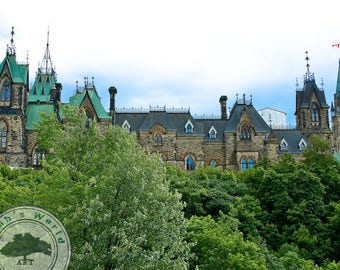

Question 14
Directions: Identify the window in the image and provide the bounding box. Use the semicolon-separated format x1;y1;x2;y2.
311;102;320;123
185;120;194;134
186;156;195;171
280;139;288;151
0;121;7;151
241;157;256;171
210;160;217;168
208;126;217;139
122;120;131;133
1;80;11;101
154;133;162;143
298;138;307;151
33;147;46;168
240;124;251;140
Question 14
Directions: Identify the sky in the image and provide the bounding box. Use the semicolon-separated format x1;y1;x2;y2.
1;0;340;126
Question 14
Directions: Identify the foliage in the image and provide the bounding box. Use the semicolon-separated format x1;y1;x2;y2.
1;104;192;269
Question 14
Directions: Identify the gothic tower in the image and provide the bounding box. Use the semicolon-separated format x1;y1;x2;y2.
331;59;340;153
295;52;331;139
0;27;29;167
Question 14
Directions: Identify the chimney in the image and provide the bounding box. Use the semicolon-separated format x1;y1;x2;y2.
219;95;228;119
109;86;117;112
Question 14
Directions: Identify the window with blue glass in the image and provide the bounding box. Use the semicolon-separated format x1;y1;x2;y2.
1;80;11;101
209;127;217;139
241;157;255;171
185;120;194;133
186;156;195;171
210;160;217;168
311;102;320;123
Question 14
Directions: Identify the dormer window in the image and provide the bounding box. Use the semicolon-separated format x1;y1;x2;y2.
298;138;307;151
280;138;288;151
240;124;251;140
122;120;131;133
208;126;217;139
185;120;194;134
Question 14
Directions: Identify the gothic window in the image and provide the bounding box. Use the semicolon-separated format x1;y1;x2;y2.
33;147;46;168
85;109;94;129
186;155;195;171
210;160;217;168
280;138;288;151
208;126;217;139
122;120;131;133
241;158;248;171
0;121;8;152
154;133;162;143
248;158;255;169
240;124;251;140
1;80;11;101
185;120;194;134
311;102;320;123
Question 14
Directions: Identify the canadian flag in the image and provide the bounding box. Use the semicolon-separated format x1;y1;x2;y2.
332;43;340;48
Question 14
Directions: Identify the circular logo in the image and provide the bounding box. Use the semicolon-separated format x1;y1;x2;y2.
0;206;71;270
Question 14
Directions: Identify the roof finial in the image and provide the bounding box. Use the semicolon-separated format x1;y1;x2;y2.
295;77;299;90
304;51;315;82
39;25;55;75
321;77;324;90
6;26;16;56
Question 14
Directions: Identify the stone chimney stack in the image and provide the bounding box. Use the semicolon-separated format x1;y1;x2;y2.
219;95;228;119
109;86;117;113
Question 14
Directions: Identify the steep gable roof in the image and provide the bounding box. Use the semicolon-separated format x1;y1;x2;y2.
0;55;28;84
225;101;271;133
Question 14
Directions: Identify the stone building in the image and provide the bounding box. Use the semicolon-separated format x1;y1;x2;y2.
0;29;338;170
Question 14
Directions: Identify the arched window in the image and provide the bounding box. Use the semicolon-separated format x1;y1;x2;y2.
1;80;11;101
33;147;46;168
241;158;248;171
209;127;217;139
0;121;8;151
186;156;195;171
240;124;251;140
248;158;255;169
210;160;217;168
85;109;94;129
311;102;320;123
154;133;162;143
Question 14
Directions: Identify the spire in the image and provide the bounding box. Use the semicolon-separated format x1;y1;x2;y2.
39;26;55;75
304;51;315;82
6;26;16;56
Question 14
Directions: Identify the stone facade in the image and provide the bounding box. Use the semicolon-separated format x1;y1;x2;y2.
1;30;340;170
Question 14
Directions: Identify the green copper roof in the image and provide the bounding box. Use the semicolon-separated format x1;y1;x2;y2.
28;73;57;102
0;55;28;84
69;88;110;119
25;103;55;130
336;60;340;98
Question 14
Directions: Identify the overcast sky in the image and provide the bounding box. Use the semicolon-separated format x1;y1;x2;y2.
1;0;340;125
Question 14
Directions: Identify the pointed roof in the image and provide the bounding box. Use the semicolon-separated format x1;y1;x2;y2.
335;59;340;99
69;78;110;119
296;52;329;111
225;98;271;133
29;28;57;102
0;27;28;84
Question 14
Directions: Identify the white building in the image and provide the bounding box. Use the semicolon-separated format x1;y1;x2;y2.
258;107;286;129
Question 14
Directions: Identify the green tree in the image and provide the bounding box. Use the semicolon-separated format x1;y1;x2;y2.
188;214;267;270
31;104;192;269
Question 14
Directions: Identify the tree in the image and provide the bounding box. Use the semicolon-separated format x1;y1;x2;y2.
0;233;51;265
31;104;192;269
